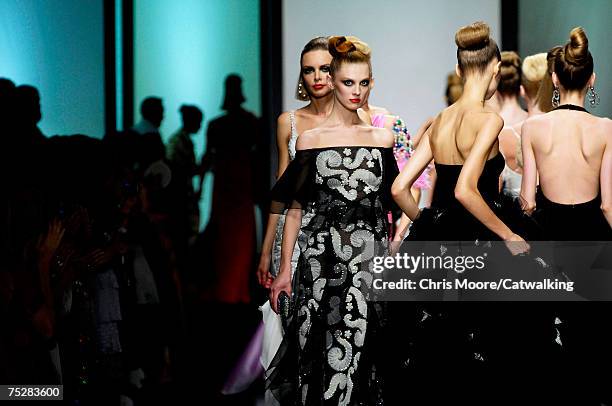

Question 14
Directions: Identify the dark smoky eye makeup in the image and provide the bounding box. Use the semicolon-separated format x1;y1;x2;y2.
320;65;330;72
342;80;354;86
302;67;314;74
360;80;370;86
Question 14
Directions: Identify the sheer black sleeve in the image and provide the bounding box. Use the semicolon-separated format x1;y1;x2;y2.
270;149;315;214
382;147;401;214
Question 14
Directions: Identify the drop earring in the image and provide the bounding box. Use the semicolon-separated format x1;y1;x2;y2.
588;85;600;107
297;80;308;101
552;87;560;108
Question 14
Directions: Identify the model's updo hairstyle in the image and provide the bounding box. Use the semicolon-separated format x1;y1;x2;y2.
521;53;547;100
455;21;501;74
498;51;521;96
554;27;594;90
295;36;330;101
328;36;372;77
536;46;562;112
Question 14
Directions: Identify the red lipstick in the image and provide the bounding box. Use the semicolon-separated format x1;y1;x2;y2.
349;98;361;103
313;84;325;90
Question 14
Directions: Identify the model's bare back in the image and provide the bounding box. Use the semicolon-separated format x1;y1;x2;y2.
429;104;500;164
498;127;522;172
527;111;610;204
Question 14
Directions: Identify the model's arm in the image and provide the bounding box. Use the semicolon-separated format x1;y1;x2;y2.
455;114;523;244
392;130;434;220
519;120;538;215
600;127;612;227
276;113;292;179
498;128;512;193
269;207;302;314
427;165;437;205
394;213;411;241
269;130;314;311
411;117;434;147
256;113;292;287
256;215;280;287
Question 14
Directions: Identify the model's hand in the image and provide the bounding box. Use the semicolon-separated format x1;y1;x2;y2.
519;196;536;216
504;233;530;256
269;268;291;314
393;227;407;242
257;252;273;288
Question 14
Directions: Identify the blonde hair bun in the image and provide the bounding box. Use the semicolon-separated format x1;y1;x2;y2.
522;53;547;83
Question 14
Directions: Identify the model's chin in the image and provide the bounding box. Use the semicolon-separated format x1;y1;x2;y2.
339;104;360;111
310;89;332;99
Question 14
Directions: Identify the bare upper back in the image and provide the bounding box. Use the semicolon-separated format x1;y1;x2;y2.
523;110;611;203
429;104;502;165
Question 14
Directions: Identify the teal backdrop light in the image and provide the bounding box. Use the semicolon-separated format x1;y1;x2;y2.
134;0;261;231
0;0;105;138
519;0;612;117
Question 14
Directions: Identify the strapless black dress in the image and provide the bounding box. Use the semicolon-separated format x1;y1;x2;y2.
406;153;505;241
385;154;561;404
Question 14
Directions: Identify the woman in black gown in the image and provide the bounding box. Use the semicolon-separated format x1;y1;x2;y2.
389;22;557;404
521;27;612;404
521;27;611;240
266;36;398;405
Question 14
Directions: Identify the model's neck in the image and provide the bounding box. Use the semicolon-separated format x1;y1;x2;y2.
526;100;544;117
328;98;362;126
307;93;334;115
559;88;586;108
498;97;524;115
460;76;489;106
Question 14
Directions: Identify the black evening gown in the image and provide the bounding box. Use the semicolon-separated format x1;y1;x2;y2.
266;146;398;405
386;153;560;404
528;105;612;403
532;189;611;241
532;189;612;404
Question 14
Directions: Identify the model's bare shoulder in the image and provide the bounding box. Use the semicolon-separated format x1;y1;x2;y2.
277;111;291;126
296;127;322;150
470;110;503;132
596;116;612;133
371;126;394;147
521;113;549;134
276;111;292;143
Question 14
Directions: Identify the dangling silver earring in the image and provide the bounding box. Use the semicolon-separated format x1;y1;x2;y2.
297;80;308;100
552;87;560;108
588;85;600;107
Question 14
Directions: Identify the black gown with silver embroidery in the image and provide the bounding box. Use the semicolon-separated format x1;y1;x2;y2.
266;146;398;405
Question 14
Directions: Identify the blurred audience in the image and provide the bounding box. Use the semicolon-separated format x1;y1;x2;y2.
0;84;187;405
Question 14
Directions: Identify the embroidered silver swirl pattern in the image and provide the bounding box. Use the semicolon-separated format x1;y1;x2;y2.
274;147;391;405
